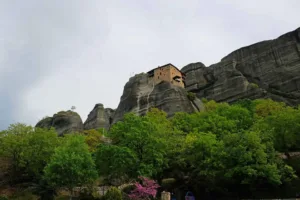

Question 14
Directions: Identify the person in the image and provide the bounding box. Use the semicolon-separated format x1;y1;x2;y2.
185;191;195;200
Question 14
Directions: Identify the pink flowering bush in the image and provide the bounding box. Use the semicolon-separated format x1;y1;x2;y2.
128;176;160;200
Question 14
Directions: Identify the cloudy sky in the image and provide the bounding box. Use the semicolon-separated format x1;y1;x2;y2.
0;0;299;130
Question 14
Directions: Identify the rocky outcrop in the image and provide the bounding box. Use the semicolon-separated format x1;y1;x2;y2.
182;27;300;106
35;110;83;136
83;103;115;130
112;73;201;124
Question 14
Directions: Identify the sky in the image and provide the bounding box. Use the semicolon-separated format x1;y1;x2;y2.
0;0;299;130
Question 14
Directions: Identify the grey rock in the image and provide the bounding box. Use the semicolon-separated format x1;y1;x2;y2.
83;103;115;130
112;73;200;124
182;27;300;105
35;110;83;136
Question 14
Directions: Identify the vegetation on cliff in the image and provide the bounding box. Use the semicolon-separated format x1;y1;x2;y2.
1;99;300;199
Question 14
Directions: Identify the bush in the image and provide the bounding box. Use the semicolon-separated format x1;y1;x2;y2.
122;184;135;194
10;191;39;200
103;187;122;200
201;97;208;103
0;196;8;200
249;83;259;89
187;92;196;101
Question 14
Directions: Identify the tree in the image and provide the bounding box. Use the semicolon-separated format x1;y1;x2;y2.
22;127;60;179
109;111;167;177
0;123;32;181
44;135;98;199
184;132;224;179
128;176;160;200
95;144;138;184
0;124;60;182
82;129;104;152
221;131;296;186
215;104;253;131
253;99;286;118
254;106;300;154
171;104;253;138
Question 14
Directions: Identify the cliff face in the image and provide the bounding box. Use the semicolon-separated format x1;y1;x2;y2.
83;103;114;130
35;27;300;130
35;110;83;136
112;73;201;124
183;27;300;105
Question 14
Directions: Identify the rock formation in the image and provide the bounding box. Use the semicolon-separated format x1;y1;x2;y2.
83;103;115;130
112;73;202;124
182;27;300;106
35;27;300;130
35;110;83;136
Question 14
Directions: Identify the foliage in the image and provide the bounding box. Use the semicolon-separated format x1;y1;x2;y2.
9;191;39;200
2;99;300;199
0;196;8;200
128;176;160;200
44;135;98;196
103;187;122;200
82;129;103;152
221;131;293;185
187;92;196;101
201;97;208;103
184;132;224;180
253;98;286;118
249;83;259;89
109;109;169;177
252;105;300;153
0;124;60;182
95;144;138;184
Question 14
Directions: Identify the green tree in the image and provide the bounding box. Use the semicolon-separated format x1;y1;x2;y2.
109;110;168;178
82;129;104;152
44;135;98;199
95;144;138;183
0;124;60;182
253;99;286;118
184;132;224;181
253;106;300;154
171;112;194;133
22;127;60;179
172;104;253;138
221;131;295;186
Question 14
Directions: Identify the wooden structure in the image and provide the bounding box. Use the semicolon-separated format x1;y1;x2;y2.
147;63;186;88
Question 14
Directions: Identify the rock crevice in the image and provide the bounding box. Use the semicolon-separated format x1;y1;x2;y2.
83;103;115;131
112;73;201;124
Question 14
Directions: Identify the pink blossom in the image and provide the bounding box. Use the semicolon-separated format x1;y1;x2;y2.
128;176;160;200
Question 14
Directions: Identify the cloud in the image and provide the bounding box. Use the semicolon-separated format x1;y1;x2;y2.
0;0;299;130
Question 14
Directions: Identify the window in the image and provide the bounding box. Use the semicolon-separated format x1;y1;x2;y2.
158;76;159;79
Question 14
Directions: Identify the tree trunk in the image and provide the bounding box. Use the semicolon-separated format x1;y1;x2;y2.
69;188;73;200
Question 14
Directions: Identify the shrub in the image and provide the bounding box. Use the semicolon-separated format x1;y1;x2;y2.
187;92;196;101
103;187;122;200
122;184;136;194
249;83;259;89
128;177;160;200
201;97;208;103
0;196;8;200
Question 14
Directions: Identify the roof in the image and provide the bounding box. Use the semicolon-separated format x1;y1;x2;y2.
147;63;186;76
